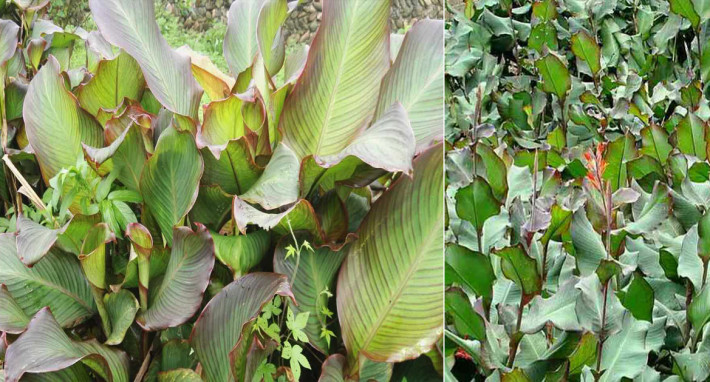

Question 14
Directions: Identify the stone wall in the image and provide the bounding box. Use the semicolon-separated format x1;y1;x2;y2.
175;0;444;44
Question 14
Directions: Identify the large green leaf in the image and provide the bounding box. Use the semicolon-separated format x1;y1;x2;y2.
23;56;103;183
445;244;495;300
3;308;130;382
232;198;326;242
191;273;294;382
210;229;270;278
200;138;263;195
0;284;30;334
535;54;571;100
445;288;485;341
89;0;203;118
640;123;672;165
624;182;670;235
274;237;347;353
670;0;701;28
603;133;637;191
224;0;268;76
104;289;139;345
521;277;582;333
676;113;707;160
338;145;443;371
0;234;95;328
15;213;69;266
256;0;288;76
455;177;501;232
240;143;300;210
493;245;542;301
375;19;444;152
599;314;656;381
197;95;249;148
0;20;19;66
689;284;710;340
75;51;145;116
279;0;391;158
570;31;601;75
137;225;215;330
299;103;416;198
140;126;203;246
618;273;654;322
570;209;607;275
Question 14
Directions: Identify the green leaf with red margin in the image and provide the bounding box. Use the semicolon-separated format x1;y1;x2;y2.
603;132;637;191
139;126;203;246
675;113;708;160
570;31;601;75
89;0;203;119
445;244;495;301
232;198;328;243
23;56;103;183
103;289;139;345
75;51;145;116
0;233;96;328
240;143;300;210
0;284;30;334
190;273;294;382
224;0;268;76
337;145;443;374
0;20;19;66
535;54;571;101
79;223;116;289
4;308;130;382
279;0;391;158
375;20;444;153
299;103;416;197
137;225;215;331
256;0;288;76
493;245;542;303
274;237;347;354
210;229;271;278
15;213;70;266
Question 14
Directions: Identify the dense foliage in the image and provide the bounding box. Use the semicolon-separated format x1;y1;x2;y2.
0;0;444;380
445;0;710;380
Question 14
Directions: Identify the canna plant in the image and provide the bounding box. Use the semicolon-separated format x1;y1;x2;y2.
0;0;445;381
445;0;710;380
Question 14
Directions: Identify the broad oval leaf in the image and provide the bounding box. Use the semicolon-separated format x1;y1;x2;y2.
0;233;96;328
256;0;288;76
23;56;103;183
375;19;444;153
224;0;268;76
137;225;215;331
140;126;203;246
75;51;145;116
0;19;19;66
15;213;69;266
89;0;203;118
337;145;444;371
190;273;294;382
535;54;571;101
279;0;391;158
570;31;601;75
4;308;130;382
104;289;139;345
0;284;30;334
211;229;270;278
